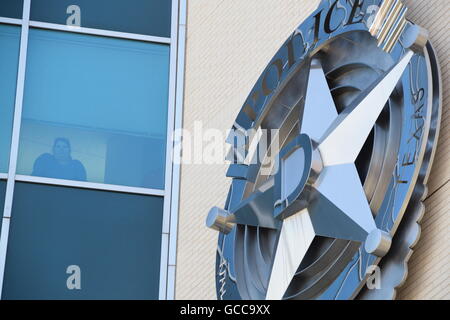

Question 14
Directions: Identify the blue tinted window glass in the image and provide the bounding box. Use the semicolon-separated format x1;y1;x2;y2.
0;1;23;19
3;182;163;299
0;25;20;173
30;0;172;37
17;29;170;189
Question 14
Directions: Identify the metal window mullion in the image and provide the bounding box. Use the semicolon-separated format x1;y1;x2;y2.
14;175;165;197
0;17;22;26
166;0;187;301
0;0;31;298
28;21;171;45
159;0;180;301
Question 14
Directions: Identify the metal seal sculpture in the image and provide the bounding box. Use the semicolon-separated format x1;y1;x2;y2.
206;0;442;300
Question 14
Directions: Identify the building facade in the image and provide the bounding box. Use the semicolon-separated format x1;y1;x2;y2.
176;0;449;300
0;0;447;300
0;0;185;299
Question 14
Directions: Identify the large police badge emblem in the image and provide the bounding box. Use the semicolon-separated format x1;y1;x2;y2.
206;0;442;299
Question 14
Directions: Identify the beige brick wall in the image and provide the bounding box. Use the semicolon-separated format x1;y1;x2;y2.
396;0;450;301
176;0;449;300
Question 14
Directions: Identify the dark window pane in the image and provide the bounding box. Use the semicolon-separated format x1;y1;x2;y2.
18;29;170;189
0;24;20;173
3;182;163;299
30;0;172;37
0;0;23;19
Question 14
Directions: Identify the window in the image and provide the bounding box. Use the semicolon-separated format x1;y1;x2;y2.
17;29;170;189
0;25;20;173
0;0;184;300
30;0;172;37
3;183;163;299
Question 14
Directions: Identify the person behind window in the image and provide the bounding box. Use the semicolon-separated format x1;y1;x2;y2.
32;137;87;181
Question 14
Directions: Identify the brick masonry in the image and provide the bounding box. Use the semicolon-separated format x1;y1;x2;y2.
176;0;449;300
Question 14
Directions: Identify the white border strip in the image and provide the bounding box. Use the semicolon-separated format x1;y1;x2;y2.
159;0;180;300
15;175;165;196
159;233;169;299
166;265;177;300
0;174;7;180
0;218;10;295
166;0;187;300
28;21;171;44
0;0;31;298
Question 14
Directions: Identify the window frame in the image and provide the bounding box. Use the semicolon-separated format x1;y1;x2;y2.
0;0;186;300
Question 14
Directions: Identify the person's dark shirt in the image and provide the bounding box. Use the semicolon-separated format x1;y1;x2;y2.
32;153;87;181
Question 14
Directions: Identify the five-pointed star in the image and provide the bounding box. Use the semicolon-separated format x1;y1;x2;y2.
265;51;414;299
206;50;414;300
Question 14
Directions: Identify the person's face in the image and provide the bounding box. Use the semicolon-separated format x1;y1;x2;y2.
53;140;71;161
